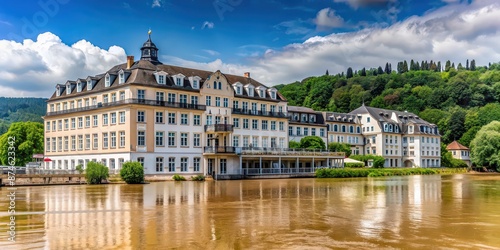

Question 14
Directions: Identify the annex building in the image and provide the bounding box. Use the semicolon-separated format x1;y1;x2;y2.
43;33;441;177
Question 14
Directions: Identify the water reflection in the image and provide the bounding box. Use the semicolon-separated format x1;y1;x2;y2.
0;174;500;249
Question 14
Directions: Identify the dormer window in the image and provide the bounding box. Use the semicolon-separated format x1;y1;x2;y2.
87;80;93;90
119;72;125;84
56;86;61;97
105;74;110;87
192;80;198;88
236;86;241;94
271;91;276;99
66;85;71;95
159;75;165;84
247;86;254;97
173;73;185;86
310;115;315;122
77;82;82;92
176;78;181;86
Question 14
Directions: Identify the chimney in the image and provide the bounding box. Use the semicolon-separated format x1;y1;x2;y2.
244;72;250;78
127;56;134;69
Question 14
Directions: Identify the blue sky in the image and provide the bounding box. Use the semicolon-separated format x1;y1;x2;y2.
0;0;498;97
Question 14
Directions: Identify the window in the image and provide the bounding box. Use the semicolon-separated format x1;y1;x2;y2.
64;136;69;151
304;128;309;136
247;87;254;97
334;124;338;132
57;137;62;151
111;113;116;124
311;128;316;136
137;111;145;122
206;96;212;106
271;121;276;131
181;114;188;125
242;102;248;111
233;100;239;109
138;89;145;100
233;136;239;147
120;91;125;101
207;115;213;125
180;133;188;146
236;86;241;94
105;75;110;87
262;120;268;130
58;120;62;131
138;131;145;146
296;127;301;136
85;134;91;150
252;119;258;130
193;134;200;147
103;95;108;103
176;78;182;86
71;136;76;150
93;115;98;127
233;118;240;128
279;122;284;131
243;119;249;129
223;98;229;107
110;132;116;148
78;117;83;128
156;131;164;146
92;97;97;105
156;157;164;172
193;80;198;88
119;131;125;147
193;115;201;126
252;136;258;147
111;93;116;102
168;113;176;124
158;75;165;84
102;114;108;125
243;136;249;147
251;103;257;114
179;94;187;104
93;134;98;149
78;135;83;150
191;96;198;105
261;104;266;113
46;121;50;131
137;157;144;167
168;93;176;103
320;128;325;137
102;133;108;149
156;111;164;123
193;158;200;172
367;117;371;123
289;126;293;136
168;157;175;172
220;159;227;174
119;112;125;123
168;132;176;146
181;158;188;172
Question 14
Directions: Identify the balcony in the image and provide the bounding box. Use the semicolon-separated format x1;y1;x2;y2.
45;99;206;116
232;108;287;118
204;146;236;154
204;124;234;133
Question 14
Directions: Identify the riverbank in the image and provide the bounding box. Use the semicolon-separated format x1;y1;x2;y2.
316;167;468;178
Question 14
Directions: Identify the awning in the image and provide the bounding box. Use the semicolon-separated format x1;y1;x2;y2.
44;158;52;162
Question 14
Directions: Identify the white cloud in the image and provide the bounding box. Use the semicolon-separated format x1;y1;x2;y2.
314;8;345;29
334;0;394;10
201;21;214;29
152;0;162;8
203;49;220;56
163;0;500;86
275;19;312;35
0;32;126;97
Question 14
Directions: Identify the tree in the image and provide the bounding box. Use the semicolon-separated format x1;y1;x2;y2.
346;67;353;78
85;162;109;184
325;69;329;76
76;164;84;174
466;59;469;70
360;67;366;76
300;136;326;150
470;59;476;71
289;141;300;149
120;161;145;184
0;122;44;166
470;121;500;170
445;60;451;72
328;142;351;157
384;63;391;74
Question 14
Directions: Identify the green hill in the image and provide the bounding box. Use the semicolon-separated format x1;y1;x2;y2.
0;97;47;134
276;61;500;147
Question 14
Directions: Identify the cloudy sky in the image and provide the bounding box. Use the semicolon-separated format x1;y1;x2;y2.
0;0;499;97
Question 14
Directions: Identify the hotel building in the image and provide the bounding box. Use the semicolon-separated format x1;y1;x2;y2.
43;34;344;177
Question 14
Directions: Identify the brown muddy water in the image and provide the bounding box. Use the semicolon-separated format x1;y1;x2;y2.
1;174;500;249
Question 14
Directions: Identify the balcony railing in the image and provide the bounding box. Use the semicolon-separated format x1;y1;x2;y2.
240;147;345;157
204;146;236;154
46;99;206;116
204;124;234;133
232;108;287;118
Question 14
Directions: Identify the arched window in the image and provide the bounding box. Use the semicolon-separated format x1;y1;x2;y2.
342;125;346;133
349;126;354;133
357;126;361;134
334;125;338;132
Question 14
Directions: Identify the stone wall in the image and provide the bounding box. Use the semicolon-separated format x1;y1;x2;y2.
0;174;86;186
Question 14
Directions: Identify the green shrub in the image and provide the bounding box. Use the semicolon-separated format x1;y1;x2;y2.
172;174;186;181
120;161;145;184
191;175;206;181
75;164;84;174
344;162;364;168
85;162;109;184
316;167;466;178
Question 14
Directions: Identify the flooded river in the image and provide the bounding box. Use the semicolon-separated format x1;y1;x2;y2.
1;174;500;249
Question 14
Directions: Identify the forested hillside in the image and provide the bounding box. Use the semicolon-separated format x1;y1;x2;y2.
0;97;47;134
276;60;500;148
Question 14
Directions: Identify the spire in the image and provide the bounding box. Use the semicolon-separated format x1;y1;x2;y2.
140;29;161;64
